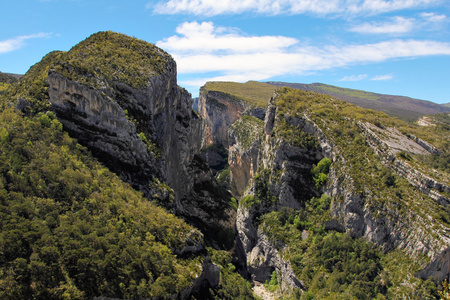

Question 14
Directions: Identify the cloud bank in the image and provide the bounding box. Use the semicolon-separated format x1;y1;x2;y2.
157;22;450;88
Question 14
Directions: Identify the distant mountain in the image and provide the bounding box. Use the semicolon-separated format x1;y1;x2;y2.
266;82;450;122
443;103;450;108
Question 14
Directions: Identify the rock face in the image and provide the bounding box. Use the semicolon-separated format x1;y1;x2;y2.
47;64;205;213
358;122;449;206
198;89;247;149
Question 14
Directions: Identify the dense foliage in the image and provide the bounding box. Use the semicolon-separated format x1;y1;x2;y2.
0;108;204;299
0;72;21;94
259;195;438;299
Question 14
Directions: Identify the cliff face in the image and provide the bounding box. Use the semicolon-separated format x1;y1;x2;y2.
47;58;203;209
198;89;247;149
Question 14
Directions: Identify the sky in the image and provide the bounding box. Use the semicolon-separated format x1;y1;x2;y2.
1;0;450;104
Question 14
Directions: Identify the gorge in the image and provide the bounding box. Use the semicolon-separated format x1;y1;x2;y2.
0;31;449;299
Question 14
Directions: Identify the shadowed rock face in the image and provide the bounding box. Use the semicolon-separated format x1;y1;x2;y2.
198;90;247;149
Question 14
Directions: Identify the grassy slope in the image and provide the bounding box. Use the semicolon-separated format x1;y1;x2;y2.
202;81;275;108
267;81;450;122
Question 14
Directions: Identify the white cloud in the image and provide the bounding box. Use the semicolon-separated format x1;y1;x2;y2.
349;16;415;34
371;74;394;80
339;74;368;81
420;12;447;22
159;22;450;90
0;33;51;54
151;0;440;16
157;21;298;54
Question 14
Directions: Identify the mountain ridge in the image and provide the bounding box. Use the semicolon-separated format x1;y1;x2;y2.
266;81;450;122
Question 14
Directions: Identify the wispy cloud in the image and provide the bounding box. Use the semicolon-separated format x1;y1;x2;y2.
339;74;368;81
420;12;447;22
158;22;450;89
0;33;52;54
371;74;394;80
151;0;440;16
349;16;415;34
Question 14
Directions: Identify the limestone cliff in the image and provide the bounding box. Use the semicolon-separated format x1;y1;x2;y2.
37;32;227;296
198;89;248;149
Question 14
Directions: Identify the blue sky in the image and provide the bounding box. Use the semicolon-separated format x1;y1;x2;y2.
1;0;450;104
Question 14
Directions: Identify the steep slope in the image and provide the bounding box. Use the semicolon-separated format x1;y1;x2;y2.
203;81;449;299
0;31;244;299
267;81;450;122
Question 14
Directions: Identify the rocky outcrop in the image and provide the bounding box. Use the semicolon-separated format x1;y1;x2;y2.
358;122;450;205
233;99;323;293
228;116;263;197
47;51;205;213
47;72;158;190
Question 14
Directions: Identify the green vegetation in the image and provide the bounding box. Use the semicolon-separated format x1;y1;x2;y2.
311;158;331;190
1;51;63;114
190;248;257;300
202;81;275;107
240;195;260;209
265;270;279;292
275;117;320;150
0;72;20;94
244;87;448;298
0;82;11;94
0;107;203;299
258;195;438;299
439;280;450;300
274;87;448;222
268;82;450;122
52;31;171;90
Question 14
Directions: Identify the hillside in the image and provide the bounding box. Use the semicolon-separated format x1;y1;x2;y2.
267;81;450;122
201;81;450;299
